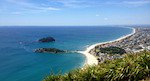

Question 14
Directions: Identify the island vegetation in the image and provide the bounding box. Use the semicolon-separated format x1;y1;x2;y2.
43;51;150;81
39;37;55;42
35;48;66;54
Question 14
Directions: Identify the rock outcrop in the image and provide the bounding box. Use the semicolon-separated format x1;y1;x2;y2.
39;37;55;42
35;48;66;54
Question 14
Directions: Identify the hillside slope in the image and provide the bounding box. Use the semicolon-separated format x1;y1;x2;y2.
44;51;150;81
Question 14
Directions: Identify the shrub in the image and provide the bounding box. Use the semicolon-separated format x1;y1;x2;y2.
43;51;150;81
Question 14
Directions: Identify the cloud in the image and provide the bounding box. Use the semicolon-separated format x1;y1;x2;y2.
1;0;150;14
122;0;150;7
49;0;150;8
44;7;60;10
11;12;22;15
105;0;150;7
5;0;60;13
96;14;100;17
104;18;108;20
49;0;88;8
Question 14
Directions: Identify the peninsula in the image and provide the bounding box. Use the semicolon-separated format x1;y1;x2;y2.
80;27;150;64
88;27;150;63
44;27;150;81
79;27;135;65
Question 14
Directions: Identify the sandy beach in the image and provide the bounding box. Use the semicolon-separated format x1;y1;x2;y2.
79;27;136;66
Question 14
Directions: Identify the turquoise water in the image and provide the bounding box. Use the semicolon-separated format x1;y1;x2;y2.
0;26;132;81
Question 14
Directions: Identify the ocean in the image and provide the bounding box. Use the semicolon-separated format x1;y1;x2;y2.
0;26;132;81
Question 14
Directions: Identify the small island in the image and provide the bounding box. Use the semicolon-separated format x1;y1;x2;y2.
35;48;66;54
39;37;55;42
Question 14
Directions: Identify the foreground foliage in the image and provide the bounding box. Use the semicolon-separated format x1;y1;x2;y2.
44;51;150;81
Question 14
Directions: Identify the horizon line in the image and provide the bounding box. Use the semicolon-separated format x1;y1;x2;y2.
0;24;150;27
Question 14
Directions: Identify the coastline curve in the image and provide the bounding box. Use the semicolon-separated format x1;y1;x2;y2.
78;27;136;66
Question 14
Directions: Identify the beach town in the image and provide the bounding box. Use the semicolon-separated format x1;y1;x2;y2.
82;27;150;65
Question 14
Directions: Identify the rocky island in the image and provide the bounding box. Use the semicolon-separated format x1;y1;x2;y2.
36;37;69;54
35;48;66;54
39;37;55;42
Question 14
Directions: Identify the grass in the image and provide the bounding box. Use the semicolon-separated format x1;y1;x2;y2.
43;51;150;81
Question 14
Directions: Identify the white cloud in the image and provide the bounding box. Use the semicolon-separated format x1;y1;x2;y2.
96;14;100;17
2;0;150;14
11;12;22;15
44;7;60;11
104;18;108;20
6;0;60;12
49;0;90;8
122;0;150;7
49;0;150;8
105;0;150;7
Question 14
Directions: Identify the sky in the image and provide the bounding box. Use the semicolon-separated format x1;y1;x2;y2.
0;0;150;26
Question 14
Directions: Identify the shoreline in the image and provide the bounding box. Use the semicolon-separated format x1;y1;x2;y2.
78;27;136;66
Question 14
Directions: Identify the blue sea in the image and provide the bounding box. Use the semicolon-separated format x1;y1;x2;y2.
0;26;132;81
